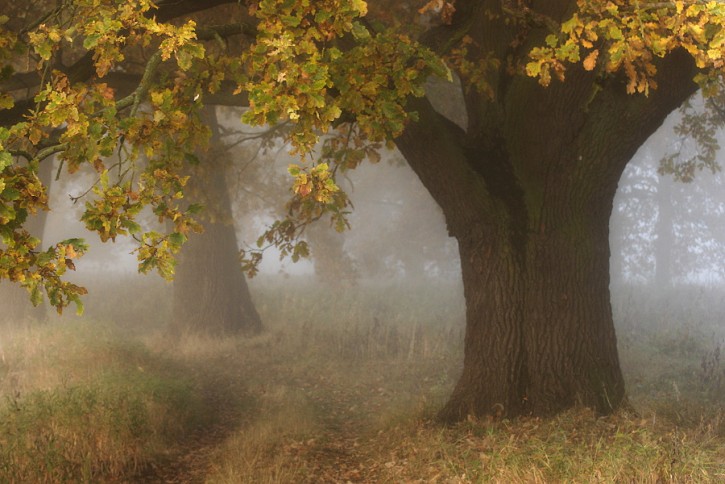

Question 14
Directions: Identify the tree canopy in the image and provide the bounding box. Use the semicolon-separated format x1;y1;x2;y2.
1;0;724;315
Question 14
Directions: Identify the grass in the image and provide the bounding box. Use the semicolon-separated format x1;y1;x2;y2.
365;407;723;482
0;276;724;482
0;320;205;482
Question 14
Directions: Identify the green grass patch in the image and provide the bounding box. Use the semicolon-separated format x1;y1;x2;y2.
0;320;204;482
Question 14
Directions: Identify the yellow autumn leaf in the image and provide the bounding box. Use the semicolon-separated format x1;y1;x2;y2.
65;245;78;259
583;50;599;71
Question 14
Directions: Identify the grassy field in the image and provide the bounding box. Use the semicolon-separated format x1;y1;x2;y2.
0;276;723;482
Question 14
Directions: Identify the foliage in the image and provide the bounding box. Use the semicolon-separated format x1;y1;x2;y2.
526;0;725;95
3;0;725;311
661;91;725;181
0;0;445;309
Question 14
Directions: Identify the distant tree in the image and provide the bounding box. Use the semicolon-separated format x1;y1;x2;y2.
305;221;358;285
5;0;725;421
342;159;459;280
653;173;675;288
612;129;725;287
171;108;261;336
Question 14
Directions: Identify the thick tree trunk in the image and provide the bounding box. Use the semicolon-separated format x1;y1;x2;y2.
396;35;696;418
442;206;623;418
171;109;262;336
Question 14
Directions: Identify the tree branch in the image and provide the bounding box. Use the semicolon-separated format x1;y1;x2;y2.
395;96;492;236
0;1;253;128
130;51;162;117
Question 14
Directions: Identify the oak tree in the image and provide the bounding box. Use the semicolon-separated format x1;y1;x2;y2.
171;107;262;335
2;0;725;420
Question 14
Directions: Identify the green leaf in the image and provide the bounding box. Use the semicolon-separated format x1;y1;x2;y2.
0;224;11;242
0;94;14;110
100;170;110;189
0;150;12;171
36;250;54;266
351;22;370;41
88;121;103;137
184;152;201;165
187;203;203;214
61;238;89;252
71;295;84;316
30;284;43;307
122;220;142;234
1;187;20;201
281;15;301;27
168;232;187;249
83;33;101;50
608;25;624;41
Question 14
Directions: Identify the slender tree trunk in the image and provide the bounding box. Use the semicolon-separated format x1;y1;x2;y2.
395;43;696;419
305;222;357;285
654;179;674;288
171;108;262;336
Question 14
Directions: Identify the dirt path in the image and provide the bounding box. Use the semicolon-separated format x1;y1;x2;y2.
122;338;439;484
295;378;385;483
131;366;393;483
128;362;254;483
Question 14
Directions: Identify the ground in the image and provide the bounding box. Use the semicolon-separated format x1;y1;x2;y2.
0;278;724;482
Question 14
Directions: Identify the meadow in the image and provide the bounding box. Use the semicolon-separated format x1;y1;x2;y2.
0;275;723;482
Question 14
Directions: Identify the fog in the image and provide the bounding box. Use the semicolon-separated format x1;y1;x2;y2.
4;89;723;345
25;94;725;334
2;92;725;481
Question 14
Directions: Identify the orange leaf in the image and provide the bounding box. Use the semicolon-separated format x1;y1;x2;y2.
583;50;599;71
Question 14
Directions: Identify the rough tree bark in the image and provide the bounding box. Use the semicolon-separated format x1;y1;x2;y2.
171;108;262;336
394;1;698;420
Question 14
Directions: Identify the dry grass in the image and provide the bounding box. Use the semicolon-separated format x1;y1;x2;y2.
1;276;724;482
0;320;204;482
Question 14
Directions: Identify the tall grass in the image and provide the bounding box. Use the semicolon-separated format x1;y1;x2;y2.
201;278;725;482
0;320;203;482
0;275;724;482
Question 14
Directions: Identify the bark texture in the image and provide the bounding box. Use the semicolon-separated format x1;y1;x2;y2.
171;109;261;336
395;0;699;420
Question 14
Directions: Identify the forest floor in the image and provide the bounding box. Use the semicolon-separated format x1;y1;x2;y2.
133;321;460;483
134;315;725;483
1;280;725;482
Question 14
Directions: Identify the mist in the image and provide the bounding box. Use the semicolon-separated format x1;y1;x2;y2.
2;99;725;480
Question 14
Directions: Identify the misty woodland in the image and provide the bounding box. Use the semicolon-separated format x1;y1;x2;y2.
1;0;724;481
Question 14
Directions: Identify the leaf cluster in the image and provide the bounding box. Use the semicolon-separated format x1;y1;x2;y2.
5;0;725;311
1;0;210;310
0;1;448;309
526;0;725;95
